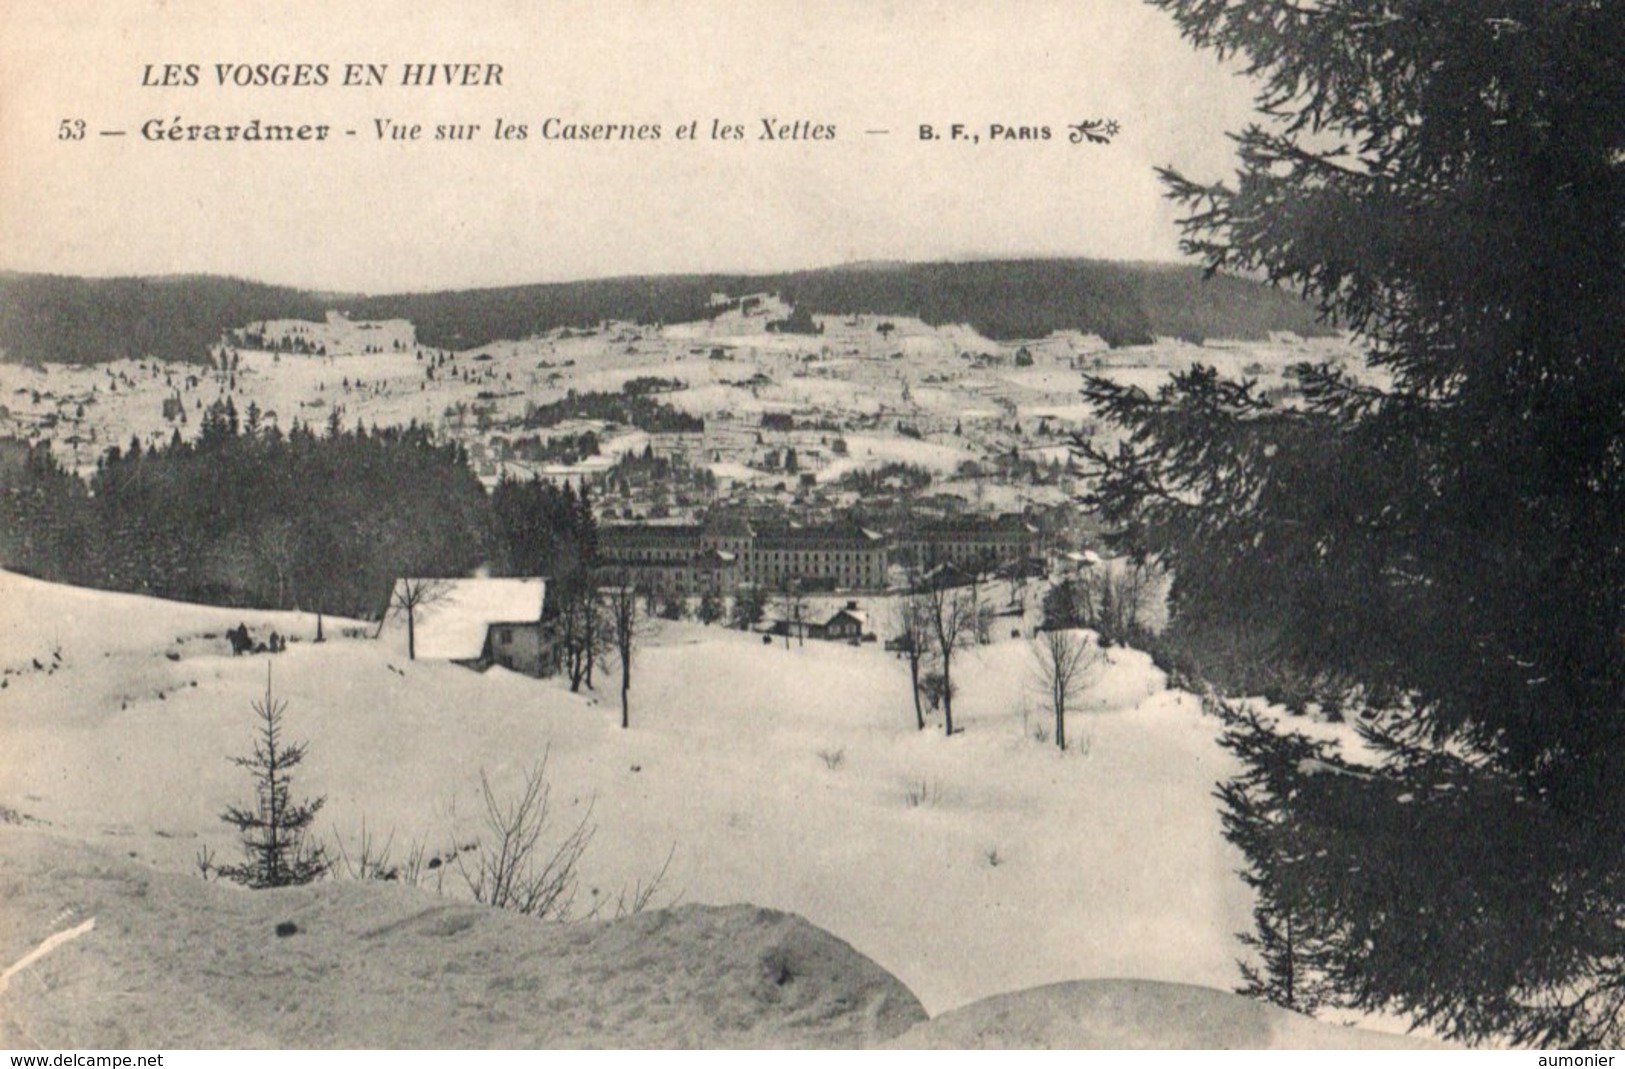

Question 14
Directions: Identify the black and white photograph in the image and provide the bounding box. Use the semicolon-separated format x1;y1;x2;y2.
0;0;1619;1053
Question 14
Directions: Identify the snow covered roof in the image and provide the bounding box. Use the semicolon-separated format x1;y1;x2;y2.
387;578;545;661
826;608;868;630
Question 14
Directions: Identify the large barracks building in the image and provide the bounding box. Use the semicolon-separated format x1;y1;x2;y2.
596;513;1037;595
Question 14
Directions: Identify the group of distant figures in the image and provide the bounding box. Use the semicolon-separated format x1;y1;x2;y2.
227;623;286;656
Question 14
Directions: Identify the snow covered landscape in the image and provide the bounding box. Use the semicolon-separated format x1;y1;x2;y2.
0;272;1448;1048
0;567;1238;1012
0;563;1432;1047
6;0;1615;1047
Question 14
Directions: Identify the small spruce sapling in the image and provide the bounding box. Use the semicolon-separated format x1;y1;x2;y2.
217;666;329;888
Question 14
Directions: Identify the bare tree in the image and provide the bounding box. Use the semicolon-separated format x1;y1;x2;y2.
255;519;299;609
1030;628;1102;751
1007;566;1029;613
555;578;609;692
387;577;451;660
923;578;976;736
969;567;994;645
1043;560;1158;645
582;582;609;689
891;586;935;731
600;843;678;921
457;757;595;920
777;577;808;648
1097;561;1154;642
604;574;647;729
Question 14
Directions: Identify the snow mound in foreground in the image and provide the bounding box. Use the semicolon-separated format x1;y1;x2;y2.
886;978;1444;1049
0;831;926;1049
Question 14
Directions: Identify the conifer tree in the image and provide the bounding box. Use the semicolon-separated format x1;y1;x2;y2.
217;668;328;888
1089;0;1624;1046
729;585;767;630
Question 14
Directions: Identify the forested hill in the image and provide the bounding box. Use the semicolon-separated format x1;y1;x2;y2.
0;274;331;367
768;261;1334;346
0;260;1334;365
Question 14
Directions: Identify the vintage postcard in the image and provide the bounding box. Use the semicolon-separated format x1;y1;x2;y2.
6;0;1601;1054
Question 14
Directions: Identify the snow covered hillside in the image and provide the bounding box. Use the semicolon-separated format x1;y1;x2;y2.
0;830;926;1048
0;569;1246;1016
0;565;1449;1039
0;567;1440;1048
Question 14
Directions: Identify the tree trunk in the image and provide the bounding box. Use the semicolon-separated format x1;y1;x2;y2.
909;656;925;730
406;608;416;660
942;661;954;736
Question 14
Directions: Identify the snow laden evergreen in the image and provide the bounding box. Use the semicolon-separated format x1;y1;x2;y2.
1086;0;1624;1048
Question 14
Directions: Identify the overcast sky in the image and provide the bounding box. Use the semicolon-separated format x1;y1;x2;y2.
0;0;1265;293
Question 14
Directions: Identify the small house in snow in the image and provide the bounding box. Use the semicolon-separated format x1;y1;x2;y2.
383;577;557;677
817;602;870;642
794;601;873;643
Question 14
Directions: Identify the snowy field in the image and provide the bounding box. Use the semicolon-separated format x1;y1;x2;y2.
0;568;1251;1015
